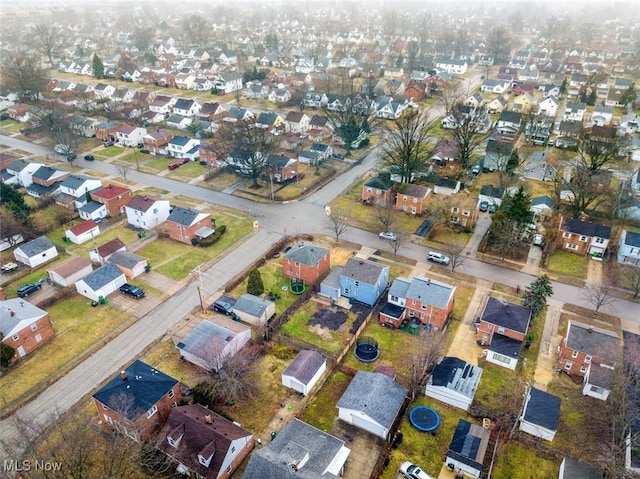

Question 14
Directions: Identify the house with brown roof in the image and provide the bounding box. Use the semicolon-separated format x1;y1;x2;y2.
449;195;480;228
395;184;432;215
90;184;133;217
282;350;327;396
155;404;254;479
282;243;331;285
1;298;55;361
284;111;311;133
125;195;171;230
89;238;127;264
47;255;93;287
404;81;427;102
199;142;229;168
142;129;173;155
93;360;182;441
196;102;227;121
166;206;213;245
115;124;147;147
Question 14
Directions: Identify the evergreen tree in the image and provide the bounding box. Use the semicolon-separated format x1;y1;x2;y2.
620;83;637;106
522;274;554;316
559;77;568;95
502;185;531;224
0;333;15;369
92;54;104;79
247;268;264;296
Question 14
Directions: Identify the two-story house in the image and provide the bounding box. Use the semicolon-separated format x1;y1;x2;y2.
95;121;119;142
125;195;171;230
5;160;44;187
339;258;389;306
495;111;523;138
142;129;173;155
558;217;611;259
395;184;432;215
167;136;201;159
476;297;532;370
1;298;55;361
26;166;68;198
449;195;480;228
165;206;213;245
196;102;227;121
173;98;201;117
265;154;297;183
379;276;456;329
57;175;103;209
282;243;331;285
90;184;133;217
563;102;587;122
115;124;147;147
284;111;311;133
617;230;640;267
149;95;177;115
93;360;182;441
361;173;398;206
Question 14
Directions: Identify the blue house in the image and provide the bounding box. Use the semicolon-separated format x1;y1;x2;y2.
339;258;389;306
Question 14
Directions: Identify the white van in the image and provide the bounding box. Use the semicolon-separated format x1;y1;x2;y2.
428;251;450;265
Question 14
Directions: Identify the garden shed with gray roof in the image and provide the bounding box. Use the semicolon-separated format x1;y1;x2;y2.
232;293;275;325
282;350;326;396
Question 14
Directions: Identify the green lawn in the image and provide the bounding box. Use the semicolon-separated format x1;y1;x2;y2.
167;160;205;179
97;146;125;158
491;442;559;479
546;250;588;280
299;370;352;432
1;254;69;295
144;156;174;171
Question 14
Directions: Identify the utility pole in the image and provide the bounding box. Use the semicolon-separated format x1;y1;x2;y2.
191;263;207;313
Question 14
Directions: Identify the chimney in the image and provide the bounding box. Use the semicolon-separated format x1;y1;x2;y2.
204;415;213;424
144;195;149;201
120;370;128;380
588;327;594;333
9;310;15;317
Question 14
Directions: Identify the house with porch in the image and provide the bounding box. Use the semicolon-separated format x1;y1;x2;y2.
558;217;611;259
167;136;201;159
166;207;214;245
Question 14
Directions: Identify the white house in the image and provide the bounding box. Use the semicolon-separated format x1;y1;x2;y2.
176;318;251;371
78;201;108;221
435;59;468;75
115;124;147;147
75;262;126;301
47;256;93;287
213;74;243;94
480;79;510;94
425;357;482;411
5;160;44;187
65;219;100;245
172;98;201;117
537;96;559;118
233;294;275;325
58;175;103;209
563;102;587;122
282;350;327;396
519;387;561;441
167;136;201;158
618;230;640;267
125;195;171;230
14;236;58;268
94;83;115;100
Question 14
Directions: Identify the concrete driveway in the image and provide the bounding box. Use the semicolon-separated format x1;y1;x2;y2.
463;213;492;258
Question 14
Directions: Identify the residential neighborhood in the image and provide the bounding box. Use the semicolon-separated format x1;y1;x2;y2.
1;2;640;479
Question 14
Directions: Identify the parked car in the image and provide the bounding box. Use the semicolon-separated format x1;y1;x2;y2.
399;461;434;479
479;200;489;212
103;140;114;147
168;162;181;170
179;157;190;165
471;164;481;175
533;234;544;246
331;152;345;160
54;144;73;155
119;283;145;299
84;154;95;161
66;153;77;162
1;262;18;273
212;300;234;315
379;231;397;241
17;282;42;298
488;203;498;214
427;251;451;265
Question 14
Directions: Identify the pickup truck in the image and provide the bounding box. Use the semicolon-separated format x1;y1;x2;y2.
1;262;18;273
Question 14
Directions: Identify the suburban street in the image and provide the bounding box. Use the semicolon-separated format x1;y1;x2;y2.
2;83;640;458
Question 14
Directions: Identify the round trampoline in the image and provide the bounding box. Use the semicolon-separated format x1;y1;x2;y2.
354;336;380;362
409;406;440;432
290;279;306;295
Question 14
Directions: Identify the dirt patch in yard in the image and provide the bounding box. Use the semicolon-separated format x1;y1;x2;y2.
308;324;334;340
309;307;349;330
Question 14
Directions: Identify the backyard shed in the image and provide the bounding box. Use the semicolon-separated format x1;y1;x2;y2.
232;294;275;325
281;350;326;396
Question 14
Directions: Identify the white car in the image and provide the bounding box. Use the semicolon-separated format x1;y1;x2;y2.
379;231;397;241
428;251;451;265
399;461;434;479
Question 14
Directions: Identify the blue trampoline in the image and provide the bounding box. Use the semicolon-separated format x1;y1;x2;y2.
409;406;440;432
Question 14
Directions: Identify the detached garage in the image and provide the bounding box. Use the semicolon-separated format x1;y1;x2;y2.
282;350;326;396
233;294;275;325
47;256;93;287
75;263;126;301
65;219;100;245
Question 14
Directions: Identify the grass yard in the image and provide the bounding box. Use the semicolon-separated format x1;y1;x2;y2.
200;169;242;191
144;156;174;172
473;361;522;413
135;186;170;197
546;250;588;281
0;298;131;409
46;219;140;256
143;339;203;387
491;442;560;479
299;370;352;432
167;160;205;179
97;146;125;158
382;398;474;479
1;254;69;296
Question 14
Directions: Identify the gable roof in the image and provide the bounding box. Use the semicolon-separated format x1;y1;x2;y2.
79;262;124;289
364;175;396;191
93;360;179;421
0;298;47;338
336;371;406;430
341;258;388;286
481;297;532;334
522;387;561;431
242;418;349;479
126;195;164;212
498;110;522;124
109;251;146;269
561;217;611;239
429;357;482;399
156;404;252;479
16;236;56;257
622;230;640;248
177;319;249;362
283;244;329;266
234;294;274;318
565;321;619;362
282;350;326;384
68;219;98;236
92;184;132;200
405;276;455;309
96;238;126;258
167;206;208;227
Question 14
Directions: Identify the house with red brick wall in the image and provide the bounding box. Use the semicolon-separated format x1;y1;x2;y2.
404;81;427;102
558;320;619;376
95;121;119;141
379;276;455;329
142;129;173;155
1;298;55;361
558;217;611;259
199;142;229;168
282;243;330;285
93;360;182;441
265;155;297;183
361;173;398;206
449;195;480;228
90;184;133;217
166;206;213;245
155;404;254;479
395;184;432;215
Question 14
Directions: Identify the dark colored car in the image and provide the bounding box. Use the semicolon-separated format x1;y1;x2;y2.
66;153;77;161
488;203;498;213
168;162;181;170
479;200;489;212
17;282;41;298
84;154;95;161
179;157;190;165
119;283;145;299
212;300;234;315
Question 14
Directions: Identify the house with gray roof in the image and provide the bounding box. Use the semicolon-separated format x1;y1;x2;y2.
75;262;126;301
166;206;213;245
282;243;330;285
176;318;251;371
520;150;557;182
242;418;350;479
530;195;556;220
1;298;55;360
13;236;58;268
109;251;148;278
446;419;491;478
380;276;456;329
282;350;326;396
5;160;44;187
617;229;640;267
558;217;611;259
232;294;275;325
319;266;343;300
519;387;561;441
425;357;482;411
336;371;407;439
57;175;103;209
339;258;389;306
558;457;603;479
483;140;515;172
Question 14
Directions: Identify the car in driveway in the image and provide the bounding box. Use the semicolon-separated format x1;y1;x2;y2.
427;251;451;265
84;154;95;161
479;200;489;212
488;203;498;213
119;283;145;299
17;282;41;298
399;461;434;479
379;231;397;241
103;140;114;147
471;164;481;175
168;162;181;170
212;300;234;315
1;262;18;273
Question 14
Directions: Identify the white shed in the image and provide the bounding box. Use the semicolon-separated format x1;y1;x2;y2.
14;236;58;268
282;350;326;396
233;294;275;325
425;357;482;411
75;263;126;301
65;219;100;245
519;387;561;441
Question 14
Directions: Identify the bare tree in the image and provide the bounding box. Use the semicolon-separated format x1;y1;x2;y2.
486;25;513;62
326;207;351;242
445;104;490;168
182;15;211;48
117;165;130;182
29;23;66;66
621;265;640;299
584;284;614;313
404;329;447;400
443;233;466;273
376;201;396;233
1;53;47;101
